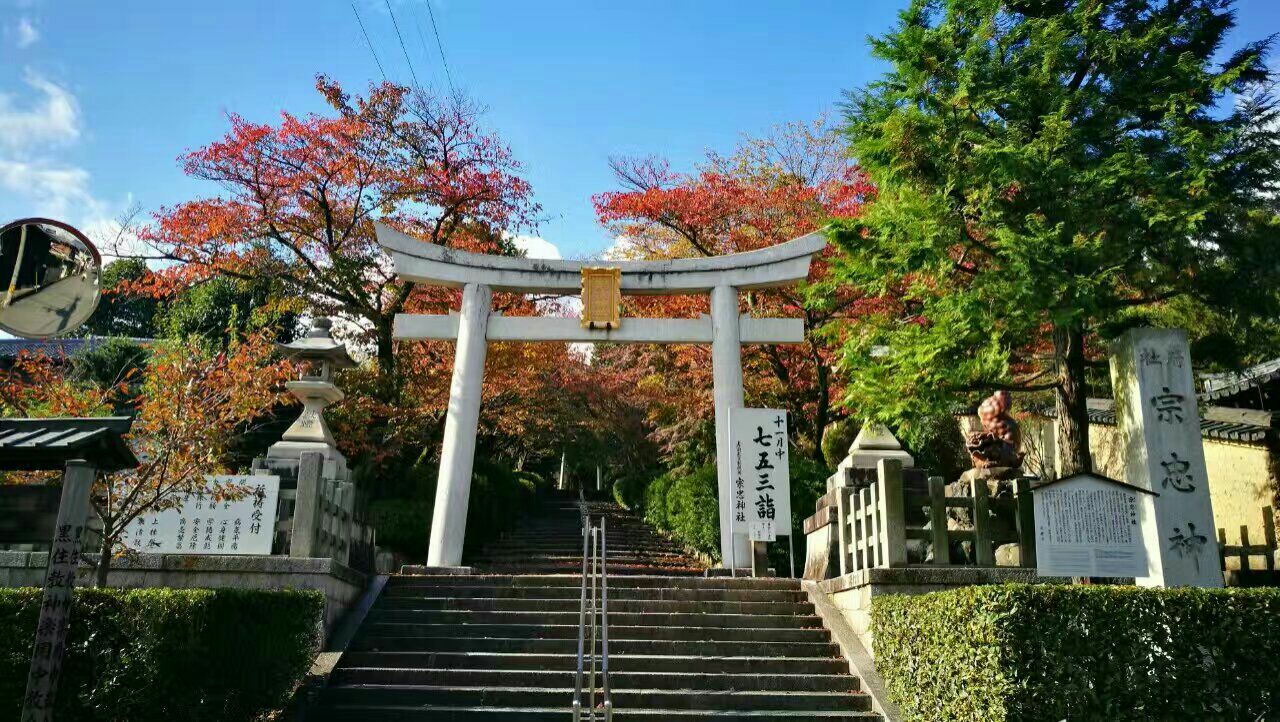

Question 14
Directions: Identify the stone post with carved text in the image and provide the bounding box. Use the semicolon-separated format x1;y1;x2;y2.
1111;327;1222;587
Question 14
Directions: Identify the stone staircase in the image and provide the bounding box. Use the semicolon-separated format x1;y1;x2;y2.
312;495;881;720
467;495;704;575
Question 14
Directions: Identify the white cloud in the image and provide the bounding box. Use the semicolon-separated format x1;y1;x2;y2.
602;234;638;260
510;233;563;260
0;159;93;217
15;18;38;48
0;70;133;261
0;70;80;150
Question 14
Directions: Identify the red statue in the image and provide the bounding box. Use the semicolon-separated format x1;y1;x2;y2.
965;390;1023;469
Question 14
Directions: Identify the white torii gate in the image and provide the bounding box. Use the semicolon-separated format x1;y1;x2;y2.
377;223;826;568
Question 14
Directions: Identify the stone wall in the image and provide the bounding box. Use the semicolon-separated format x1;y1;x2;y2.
0;552;365;639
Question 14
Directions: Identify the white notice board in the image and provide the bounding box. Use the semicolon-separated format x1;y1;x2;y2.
1034;474;1152;578
129;475;280;555
731;408;791;540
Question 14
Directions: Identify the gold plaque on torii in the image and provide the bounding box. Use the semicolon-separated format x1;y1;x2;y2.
580;267;621;330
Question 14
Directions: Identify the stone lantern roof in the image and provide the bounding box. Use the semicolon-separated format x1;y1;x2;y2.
278;318;355;367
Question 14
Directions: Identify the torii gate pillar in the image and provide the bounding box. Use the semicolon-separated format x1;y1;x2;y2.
711;284;751;567
426;282;492;567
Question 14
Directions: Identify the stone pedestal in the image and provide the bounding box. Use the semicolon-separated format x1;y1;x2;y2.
1112;328;1222;587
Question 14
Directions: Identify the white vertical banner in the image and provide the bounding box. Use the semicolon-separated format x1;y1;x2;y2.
730;408;792;541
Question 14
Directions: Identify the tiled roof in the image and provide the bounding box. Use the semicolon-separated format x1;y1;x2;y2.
1200;358;1280;401
0;336;153;359
1027;404;1273;445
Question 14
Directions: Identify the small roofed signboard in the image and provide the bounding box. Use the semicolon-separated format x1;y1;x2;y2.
1033;473;1156;578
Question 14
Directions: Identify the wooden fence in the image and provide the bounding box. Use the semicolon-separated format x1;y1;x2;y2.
835;458;1036;574
1218;506;1278;586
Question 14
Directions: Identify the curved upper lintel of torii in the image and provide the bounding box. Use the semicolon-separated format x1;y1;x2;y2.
375;222;828;295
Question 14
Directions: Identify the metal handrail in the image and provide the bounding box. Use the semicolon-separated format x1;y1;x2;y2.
572;512;613;721
572;512;590;721
600;515;613;720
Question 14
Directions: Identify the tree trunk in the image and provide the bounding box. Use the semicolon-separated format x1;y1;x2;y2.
1052;322;1092;476
374;316;399;401
94;534;112;588
810;345;831;462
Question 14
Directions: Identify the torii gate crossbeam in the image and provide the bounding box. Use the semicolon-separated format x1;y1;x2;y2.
377;222;826;568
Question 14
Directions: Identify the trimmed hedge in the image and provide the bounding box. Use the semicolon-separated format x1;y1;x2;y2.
872;584;1280;721
1;587;323;722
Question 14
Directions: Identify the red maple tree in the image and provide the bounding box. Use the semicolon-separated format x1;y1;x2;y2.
592;118;877;459
130;76;539;382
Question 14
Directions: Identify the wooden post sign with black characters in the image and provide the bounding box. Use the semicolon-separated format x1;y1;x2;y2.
1111;328;1223;588
0;417;137;722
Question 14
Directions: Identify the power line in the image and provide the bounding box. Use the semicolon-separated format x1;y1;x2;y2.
384;0;422;91
352;2;388;82
422;0;455;93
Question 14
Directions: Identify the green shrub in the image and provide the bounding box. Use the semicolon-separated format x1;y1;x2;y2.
464;457;537;555
369;497;433;559
612;470;649;511
642;471;675;532
872;584;1280;721
0;587;322;722
663;463;720;558
821;419;860;469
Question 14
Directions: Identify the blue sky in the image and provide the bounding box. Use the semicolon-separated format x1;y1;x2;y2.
2;0;1279;261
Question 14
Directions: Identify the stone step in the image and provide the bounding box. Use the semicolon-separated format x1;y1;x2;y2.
331;668;861;693
355;623;829;644
338;652;849;676
320;685;873;712
381;584;806;603
473;549;693;560
366;609;822;629
474;564;703;576
386;575;800;590
374;596;814;615
347;635;838;657
312;704;881;720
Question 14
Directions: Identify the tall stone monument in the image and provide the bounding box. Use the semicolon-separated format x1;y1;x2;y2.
1111;327;1222;587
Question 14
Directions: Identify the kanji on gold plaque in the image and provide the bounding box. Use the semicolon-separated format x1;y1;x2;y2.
580;267;621;329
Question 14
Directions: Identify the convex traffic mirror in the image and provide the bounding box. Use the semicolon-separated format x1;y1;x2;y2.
0;218;102;338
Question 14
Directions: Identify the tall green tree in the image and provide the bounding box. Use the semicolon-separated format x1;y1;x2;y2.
830;0;1280;474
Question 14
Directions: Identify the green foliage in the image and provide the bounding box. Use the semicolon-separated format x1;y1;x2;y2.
612;470;649;511
821;419;860;469
69;337;149;393
365;454;538;560
872;584;1280;721
828;0;1280;437
81;258;161;337
158;276;299;348
368;497;433;559
0;587;321;722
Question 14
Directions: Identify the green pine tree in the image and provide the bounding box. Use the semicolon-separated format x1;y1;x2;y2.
828;0;1280;474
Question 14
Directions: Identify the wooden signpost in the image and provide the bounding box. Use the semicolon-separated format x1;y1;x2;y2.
0;417;137;722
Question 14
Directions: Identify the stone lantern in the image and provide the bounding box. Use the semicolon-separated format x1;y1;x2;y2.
267;317;355;462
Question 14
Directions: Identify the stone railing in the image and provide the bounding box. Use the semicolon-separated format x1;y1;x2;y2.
259;450;376;574
809;458;1036;580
